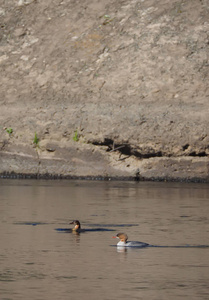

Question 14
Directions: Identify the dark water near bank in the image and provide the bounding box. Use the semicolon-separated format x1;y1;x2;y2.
0;180;209;300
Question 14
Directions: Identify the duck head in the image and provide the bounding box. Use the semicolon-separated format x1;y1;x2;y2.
70;220;81;231
112;233;128;243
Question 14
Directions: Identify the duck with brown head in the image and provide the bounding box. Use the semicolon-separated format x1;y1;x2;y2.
113;233;149;247
56;220;115;233
70;220;83;233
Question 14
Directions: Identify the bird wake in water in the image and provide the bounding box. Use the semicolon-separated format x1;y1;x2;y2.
55;220;115;233
112;233;209;249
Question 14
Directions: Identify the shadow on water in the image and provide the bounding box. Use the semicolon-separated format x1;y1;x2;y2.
55;228;115;232
14;222;116;232
110;244;209;251
14;222;138;228
55;223;139;232
13;221;48;226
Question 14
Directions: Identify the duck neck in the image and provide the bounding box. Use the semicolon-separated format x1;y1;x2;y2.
73;224;80;231
118;240;127;246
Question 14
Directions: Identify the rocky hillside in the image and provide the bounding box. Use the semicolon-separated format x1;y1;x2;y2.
0;0;209;181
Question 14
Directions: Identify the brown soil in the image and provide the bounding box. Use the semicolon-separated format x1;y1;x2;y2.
0;0;209;181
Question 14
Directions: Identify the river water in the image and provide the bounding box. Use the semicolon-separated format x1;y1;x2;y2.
0;179;209;300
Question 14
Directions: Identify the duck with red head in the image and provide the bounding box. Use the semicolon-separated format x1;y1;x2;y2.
113;233;149;247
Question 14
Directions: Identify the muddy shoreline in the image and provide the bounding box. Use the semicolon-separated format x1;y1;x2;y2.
1;172;208;183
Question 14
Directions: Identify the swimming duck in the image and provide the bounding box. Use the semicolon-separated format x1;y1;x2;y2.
112;233;149;247
56;220;115;233
70;220;82;232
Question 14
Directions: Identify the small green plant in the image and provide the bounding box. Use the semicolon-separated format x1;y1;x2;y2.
103;14;113;25
33;132;39;145
5;127;13;135
73;130;79;142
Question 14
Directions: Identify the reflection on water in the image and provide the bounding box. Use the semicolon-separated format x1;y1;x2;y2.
0;179;209;300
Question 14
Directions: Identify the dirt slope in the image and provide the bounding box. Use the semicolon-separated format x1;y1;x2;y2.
0;0;209;181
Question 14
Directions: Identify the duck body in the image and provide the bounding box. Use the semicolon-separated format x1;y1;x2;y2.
116;240;149;247
113;233;149;248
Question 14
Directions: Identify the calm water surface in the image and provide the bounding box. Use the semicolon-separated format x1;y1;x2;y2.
0;179;209;300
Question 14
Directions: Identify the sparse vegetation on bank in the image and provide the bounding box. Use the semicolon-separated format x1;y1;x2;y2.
33;132;39;146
